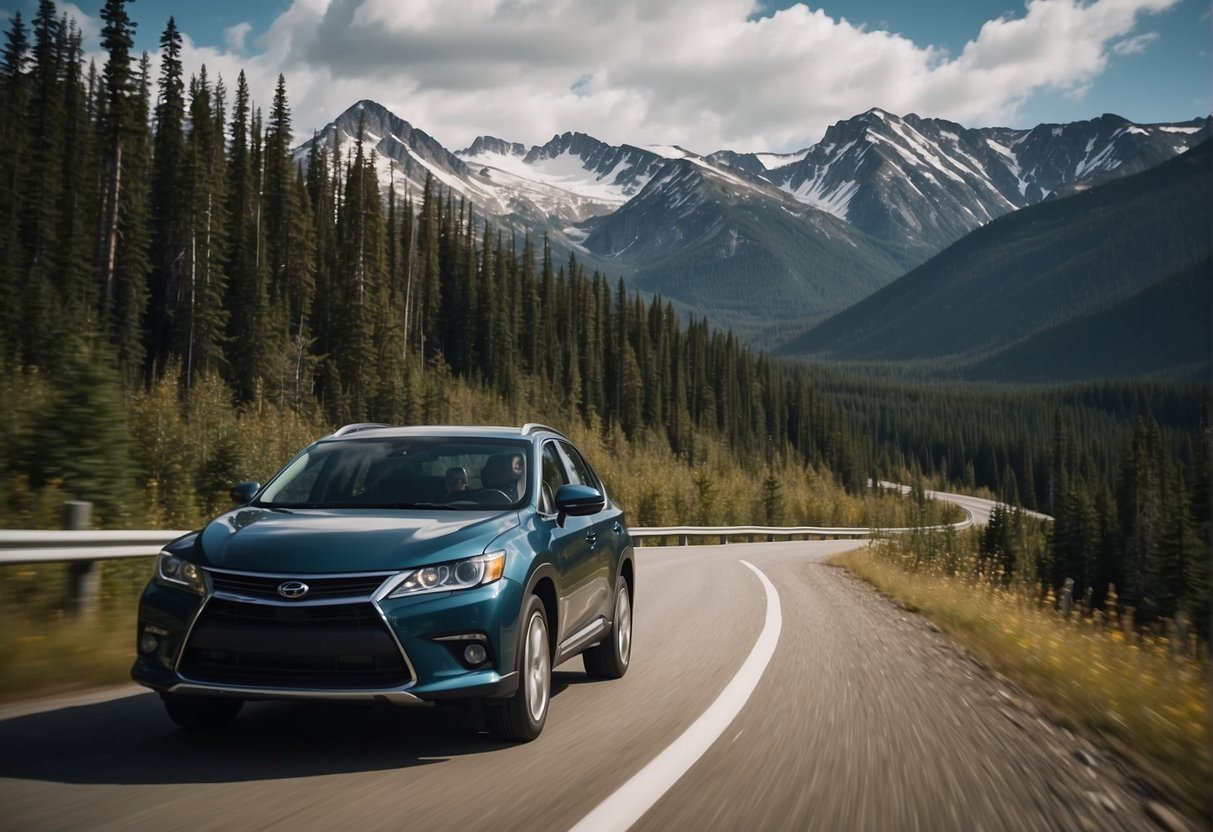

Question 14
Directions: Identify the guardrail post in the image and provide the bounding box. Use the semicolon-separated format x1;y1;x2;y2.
63;501;98;619
678;534;687;546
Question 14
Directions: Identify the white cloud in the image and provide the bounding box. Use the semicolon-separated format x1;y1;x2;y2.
224;22;254;54
1111;31;1159;54
150;0;1182;152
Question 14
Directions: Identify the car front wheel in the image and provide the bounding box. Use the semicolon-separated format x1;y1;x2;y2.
484;594;550;742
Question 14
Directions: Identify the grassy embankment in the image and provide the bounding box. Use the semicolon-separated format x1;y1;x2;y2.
833;531;1210;820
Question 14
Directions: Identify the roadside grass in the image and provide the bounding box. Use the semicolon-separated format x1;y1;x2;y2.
0;559;150;702
832;546;1211;820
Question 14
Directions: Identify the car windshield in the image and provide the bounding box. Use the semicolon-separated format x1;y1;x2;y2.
255;437;531;511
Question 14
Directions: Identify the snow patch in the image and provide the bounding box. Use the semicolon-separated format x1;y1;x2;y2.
882;118;967;184
755;150;809;170
458;145;650;207
779;139;860;220
986;138;1029;197
688;156;751;188
645;145;691;159
1074;141;1117;178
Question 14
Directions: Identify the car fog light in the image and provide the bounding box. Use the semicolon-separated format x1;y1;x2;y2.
139;632;160;654
463;644;488;665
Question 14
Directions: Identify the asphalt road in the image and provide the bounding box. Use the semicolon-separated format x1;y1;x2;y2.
0;504;1191;832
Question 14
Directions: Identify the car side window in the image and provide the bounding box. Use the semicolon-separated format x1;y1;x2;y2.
539;442;570;515
557;442;598;490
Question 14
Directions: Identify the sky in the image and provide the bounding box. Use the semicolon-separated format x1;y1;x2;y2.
1;0;1209;153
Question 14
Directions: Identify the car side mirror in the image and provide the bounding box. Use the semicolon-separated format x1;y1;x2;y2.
554;484;605;524
230;481;261;506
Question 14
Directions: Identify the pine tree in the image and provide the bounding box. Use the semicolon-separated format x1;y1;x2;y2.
1145;464;1200;622
285;167;316;405
19;1;67;367
333;124;387;418
56;19;98;335
110;51;152;382
97;0;137;354
179;67;230;382
415;173;441;356
263;75;295;355
224;71;271;399
146;16;186;376
1118;415;1163;608
0;12;30;363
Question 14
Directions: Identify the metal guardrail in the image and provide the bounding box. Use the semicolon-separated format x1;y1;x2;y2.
0;529;193;564
629;514;972;545
0;494;975;619
0;515;972;564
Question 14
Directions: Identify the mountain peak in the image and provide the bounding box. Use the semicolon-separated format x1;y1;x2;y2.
525;131;611;163
459;135;526;158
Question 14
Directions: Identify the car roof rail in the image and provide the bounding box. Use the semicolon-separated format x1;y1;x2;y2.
330;422;391;437
521;423;567;438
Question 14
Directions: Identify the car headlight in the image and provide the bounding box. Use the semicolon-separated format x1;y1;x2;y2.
387;551;506;598
155;551;208;595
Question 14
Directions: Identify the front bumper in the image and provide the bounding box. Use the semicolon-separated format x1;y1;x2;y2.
131;572;525;705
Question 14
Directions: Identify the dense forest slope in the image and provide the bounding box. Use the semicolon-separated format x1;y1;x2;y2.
778;141;1212;382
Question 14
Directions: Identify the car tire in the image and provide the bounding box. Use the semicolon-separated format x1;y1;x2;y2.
583;578;631;680
484;595;550;742
161;693;243;734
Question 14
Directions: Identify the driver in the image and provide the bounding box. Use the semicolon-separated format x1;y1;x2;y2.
481;453;525;499
445;466;468;495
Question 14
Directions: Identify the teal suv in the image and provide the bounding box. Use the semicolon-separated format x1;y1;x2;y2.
131;424;634;741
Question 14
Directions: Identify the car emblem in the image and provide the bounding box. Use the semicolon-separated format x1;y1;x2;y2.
277;580;310;599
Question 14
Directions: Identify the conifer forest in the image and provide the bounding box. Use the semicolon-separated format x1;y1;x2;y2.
0;1;1207;635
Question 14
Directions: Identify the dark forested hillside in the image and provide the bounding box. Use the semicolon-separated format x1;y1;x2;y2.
967;256;1212;382
779;140;1212;382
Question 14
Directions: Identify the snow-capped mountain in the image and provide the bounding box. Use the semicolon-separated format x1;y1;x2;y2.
294;101;1209;337
744;109;1210;261
574;149;906;331
456;131;669;228
296;100;482;205
778;137;1212;382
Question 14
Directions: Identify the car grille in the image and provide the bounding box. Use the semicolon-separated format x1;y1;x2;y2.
179;598;411;689
207;570;391;601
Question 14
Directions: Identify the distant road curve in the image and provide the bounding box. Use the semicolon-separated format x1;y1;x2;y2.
876;480;1053;527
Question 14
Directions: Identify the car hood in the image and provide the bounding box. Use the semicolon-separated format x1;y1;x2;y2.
189;508;520;573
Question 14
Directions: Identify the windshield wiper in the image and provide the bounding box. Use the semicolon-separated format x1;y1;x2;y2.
360;501;452;509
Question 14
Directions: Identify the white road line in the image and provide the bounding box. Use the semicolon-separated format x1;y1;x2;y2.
568;559;782;832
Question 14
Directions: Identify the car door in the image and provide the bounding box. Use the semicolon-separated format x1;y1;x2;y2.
539;441;599;645
555;441;617;624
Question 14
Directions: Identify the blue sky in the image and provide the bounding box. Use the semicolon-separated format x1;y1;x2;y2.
2;0;1208;151
755;0;1211;125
